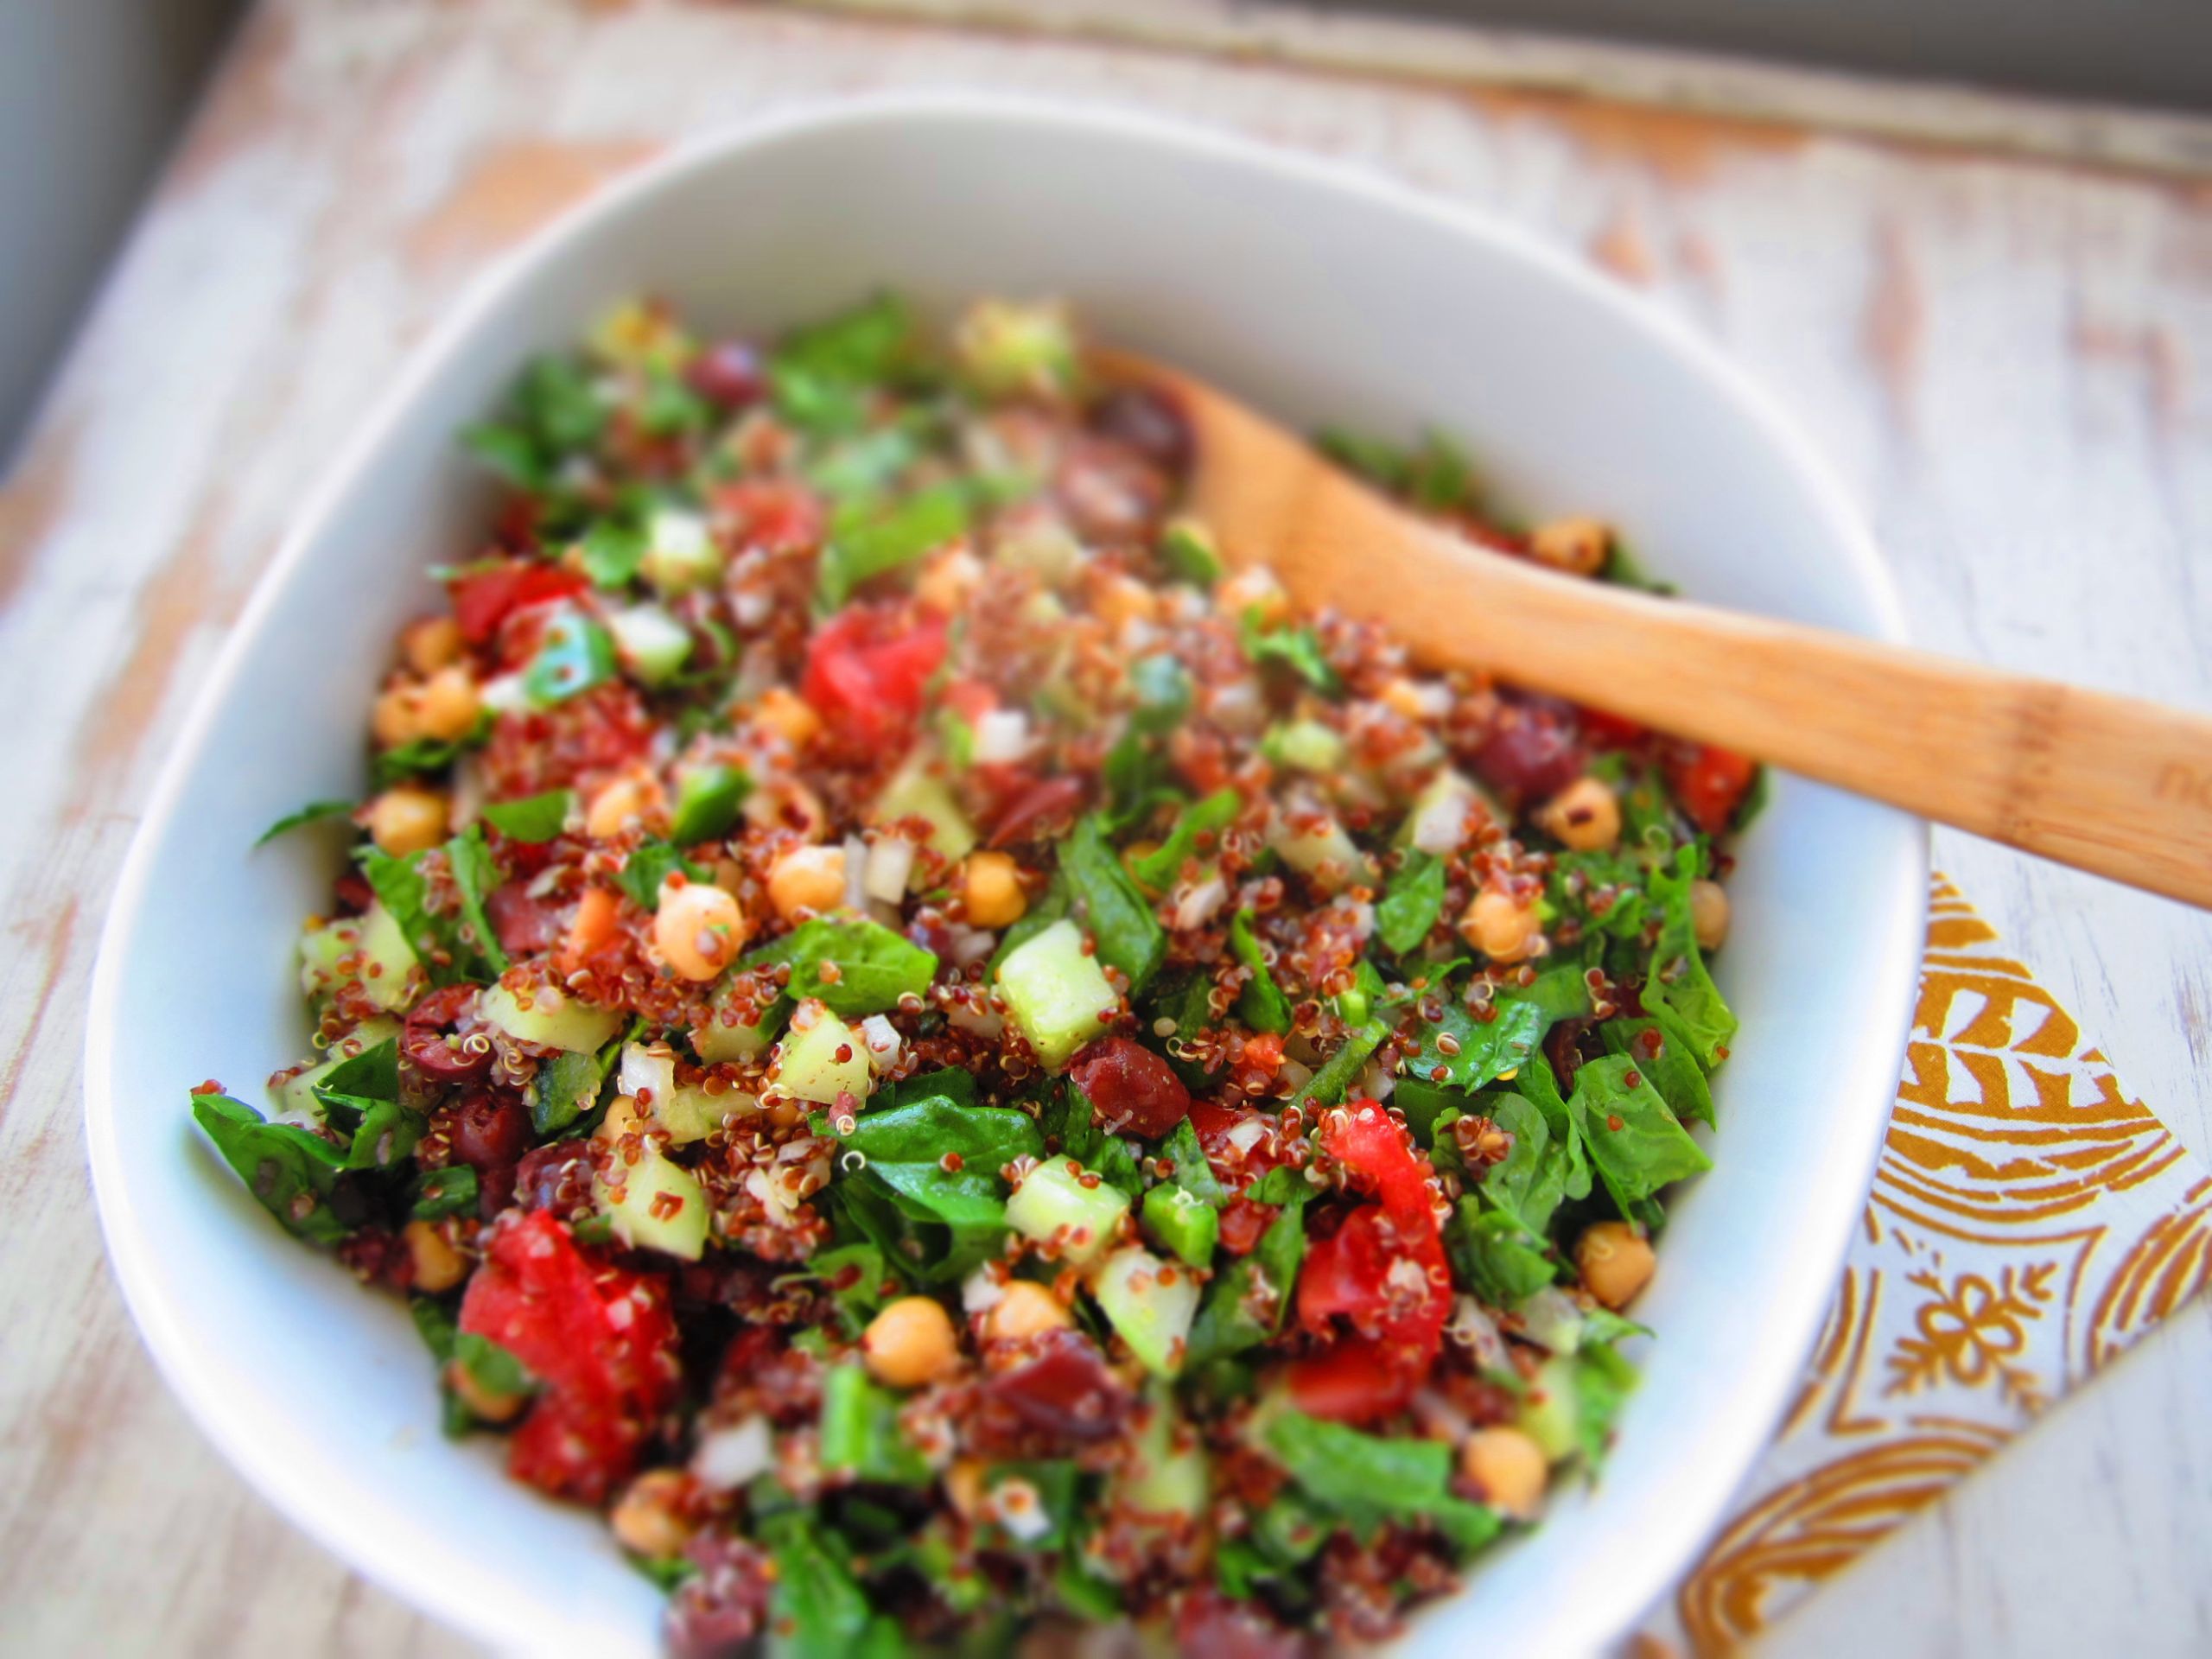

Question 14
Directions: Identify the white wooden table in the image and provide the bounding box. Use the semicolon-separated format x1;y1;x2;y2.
3;2;2207;1651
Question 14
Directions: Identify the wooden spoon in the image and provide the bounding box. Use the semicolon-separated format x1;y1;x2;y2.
1104;350;2212;910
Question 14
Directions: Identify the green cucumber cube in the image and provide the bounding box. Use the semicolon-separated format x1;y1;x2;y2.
995;918;1118;1071
606;602;693;687
1090;1244;1201;1378
1006;1159;1129;1268
1141;1183;1219;1269
776;1001;872;1106
480;982;623;1053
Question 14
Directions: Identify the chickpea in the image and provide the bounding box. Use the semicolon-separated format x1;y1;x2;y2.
1529;516;1611;578
414;664;482;743
983;1280;1072;1345
1461;890;1541;964
744;778;830;844
753;685;823;749
401;615;467;677
1690;879;1731;952
371;683;425;748
915;547;984;614
403;1217;465;1294
962;851;1028;930
586;774;659;840
445;1357;526;1423
654;880;749;982
1379;677;1432;721
944;1459;989;1522
609;1469;696;1559
1459;1426;1549;1519
1577;1220;1658;1310
1217;564;1288;628
1091;572;1160;632
1538;777;1622;853
767;845;847;922
365;786;448;856
862;1295;962;1389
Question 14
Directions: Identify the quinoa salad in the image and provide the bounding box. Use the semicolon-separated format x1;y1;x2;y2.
194;296;1758;1656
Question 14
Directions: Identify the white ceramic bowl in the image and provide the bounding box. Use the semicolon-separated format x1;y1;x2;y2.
86;95;1927;1657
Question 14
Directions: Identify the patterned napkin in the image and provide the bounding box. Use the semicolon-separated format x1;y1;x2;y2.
1639;875;2212;1653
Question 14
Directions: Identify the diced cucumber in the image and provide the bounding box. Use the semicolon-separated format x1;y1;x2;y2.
1158;517;1223;588
299;905;419;1014
1400;767;1501;857
1267;802;1376;893
618;1040;734;1143
606;602;693;687
953;298;1078;400
693;1002;775;1065
1263;719;1346;774
595;1136;710;1261
480;982;623;1053
775;1001;872;1106
668;763;749;846
276;1016;402;1122
995;918;1119;1071
1090;1244;1200;1378
993;518;1086;586
1006;1159;1128;1267
873;752;976;861
639;506;720;595
1141;1182;1219;1269
1119;1391;1210;1518
1516;1352;1581;1462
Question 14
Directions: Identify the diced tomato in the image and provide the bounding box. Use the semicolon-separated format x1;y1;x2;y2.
1664;742;1758;837
800;605;947;747
1288;1103;1451;1423
461;1211;679;1503
938;677;999;726
1286;1338;1423;1425
718;479;823;555
1216;1198;1277;1257
1580;707;1648;749
1319;1103;1437;1224
449;561;588;645
1069;1038;1192;1139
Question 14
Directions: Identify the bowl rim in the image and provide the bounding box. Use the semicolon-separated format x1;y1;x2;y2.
84;89;1929;1655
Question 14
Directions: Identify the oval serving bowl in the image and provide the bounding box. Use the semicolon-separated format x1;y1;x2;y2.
86;95;1928;1658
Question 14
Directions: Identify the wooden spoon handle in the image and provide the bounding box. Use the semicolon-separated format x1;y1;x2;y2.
1382;537;2212;908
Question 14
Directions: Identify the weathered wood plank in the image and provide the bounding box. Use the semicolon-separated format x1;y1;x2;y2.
2;2;2205;1652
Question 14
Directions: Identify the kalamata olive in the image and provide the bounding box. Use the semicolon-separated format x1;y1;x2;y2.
332;870;374;917
1173;1587;1313;1659
976;1328;1133;1452
684;341;766;410
1069;1037;1192;1138
448;1090;530;1175
402;984;493;1081
1088;385;1192;477
665;1534;773;1659
486;880;563;954
1470;697;1585;805
514;1141;592;1214
986;774;1088;848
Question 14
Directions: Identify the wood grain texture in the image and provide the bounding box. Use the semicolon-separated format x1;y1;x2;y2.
1;1;2207;1654
1143;346;2212;906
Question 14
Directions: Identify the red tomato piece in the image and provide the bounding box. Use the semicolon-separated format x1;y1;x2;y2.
1286;1337;1423;1425
461;1211;679;1502
800;606;947;747
1580;707;1648;749
1069;1038;1192;1139
1216;1198;1277;1257
449;562;588;645
1320;1103;1436;1224
1665;742;1758;837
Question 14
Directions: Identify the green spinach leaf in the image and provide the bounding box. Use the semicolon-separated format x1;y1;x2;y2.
1376;850;1446;957
1229;908;1292;1035
747;916;938;1018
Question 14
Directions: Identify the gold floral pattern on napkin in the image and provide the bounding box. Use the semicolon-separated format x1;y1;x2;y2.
1646;875;2212;1654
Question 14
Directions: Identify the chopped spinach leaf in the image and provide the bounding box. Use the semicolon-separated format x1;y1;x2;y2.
256;798;355;848
616;839;709;911
1262;1409;1502;1554
817;483;969;609
1128;787;1240;893
746;916;938;1019
1376;849;1446;957
480;789;574;843
190;1092;347;1245
668;763;752;846
1060;815;1165;995
1229;908;1292;1035
1567;1052;1712;1216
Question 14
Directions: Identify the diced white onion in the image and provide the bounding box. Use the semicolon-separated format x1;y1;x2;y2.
1410;782;1476;856
962;1267;1007;1315
971;709;1034;766
1518;1286;1586;1357
1205;679;1267;736
861;1014;903;1071
479;671;531;715
990;1478;1055;1543
949;1001;1004;1040
691;1416;774;1492
1277;1058;1314;1095
1447;1296;1507;1370
1224;1117;1268;1155
618;1042;677;1107
863;836;917;903
1173;875;1228;931
842;834;869;912
1357;1059;1396;1100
